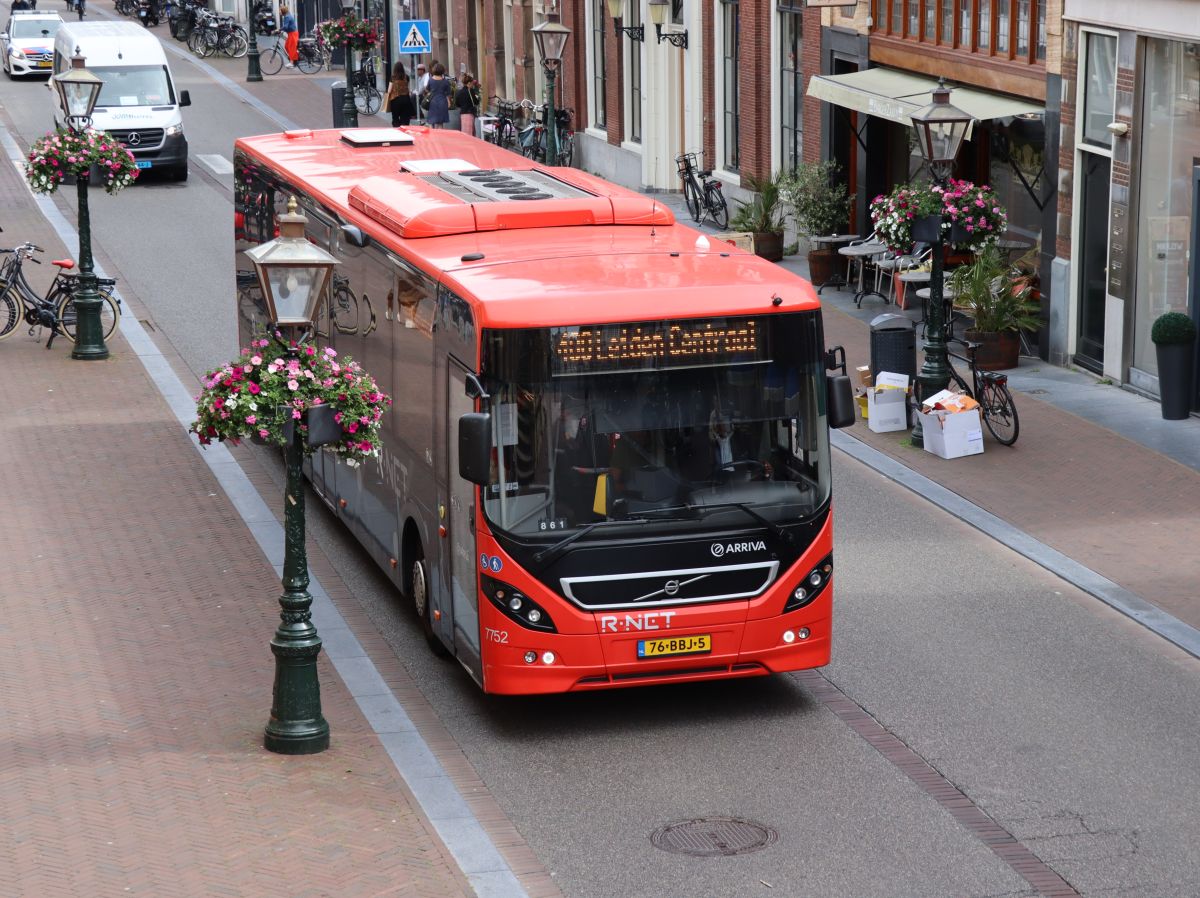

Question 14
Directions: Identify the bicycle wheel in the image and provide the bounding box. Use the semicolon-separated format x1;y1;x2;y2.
57;291;119;343
296;49;321;73
707;184;729;229
187;27;204;53
980;379;1019;446
0;288;23;341
355;86;382;116
682;176;702;221
498;120;516;150
557;131;574;167
259;46;284;75
222;30;248;57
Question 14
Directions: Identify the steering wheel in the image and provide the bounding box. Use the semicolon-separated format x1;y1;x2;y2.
718;459;765;480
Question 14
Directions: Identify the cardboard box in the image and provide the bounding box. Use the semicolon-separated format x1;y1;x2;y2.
919;406;985;459
856;365;873;388
717;232;755;252
867;372;910;433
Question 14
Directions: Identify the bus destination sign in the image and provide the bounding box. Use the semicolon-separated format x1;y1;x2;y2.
552;319;763;375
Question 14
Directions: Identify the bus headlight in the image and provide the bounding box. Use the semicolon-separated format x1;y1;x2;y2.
482;573;557;632
784;555;832;612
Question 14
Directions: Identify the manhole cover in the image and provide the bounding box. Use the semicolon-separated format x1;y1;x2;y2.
649;817;777;857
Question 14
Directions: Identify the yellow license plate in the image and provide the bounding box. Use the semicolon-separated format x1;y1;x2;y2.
637;634;711;659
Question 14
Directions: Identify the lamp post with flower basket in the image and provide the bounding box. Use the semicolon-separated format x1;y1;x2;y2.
321;0;378;128
191;197;391;754
49;51;116;360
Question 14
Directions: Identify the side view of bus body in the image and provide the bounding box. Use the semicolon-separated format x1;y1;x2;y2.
234;127;855;695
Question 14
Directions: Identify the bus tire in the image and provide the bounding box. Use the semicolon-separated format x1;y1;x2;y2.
409;548;449;657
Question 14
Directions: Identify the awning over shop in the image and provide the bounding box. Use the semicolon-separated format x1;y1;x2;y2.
806;68;1044;138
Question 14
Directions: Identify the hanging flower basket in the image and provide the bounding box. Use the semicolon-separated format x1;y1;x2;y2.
24;127;140;196
319;15;378;52
190;337;391;465
870;179;1006;254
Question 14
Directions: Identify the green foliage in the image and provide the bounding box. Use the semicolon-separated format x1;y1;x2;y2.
947;246;1040;334
1150;311;1197;346
778;161;851;239
729;172;787;234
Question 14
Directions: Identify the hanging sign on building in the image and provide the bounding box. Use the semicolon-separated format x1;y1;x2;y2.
397;19;431;55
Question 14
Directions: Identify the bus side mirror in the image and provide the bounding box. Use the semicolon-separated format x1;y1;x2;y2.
826;374;855;429
458;412;491;484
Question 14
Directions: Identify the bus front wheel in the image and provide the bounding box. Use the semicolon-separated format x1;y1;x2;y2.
410;550;449;657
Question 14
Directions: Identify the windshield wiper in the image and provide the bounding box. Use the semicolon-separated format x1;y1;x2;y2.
688;501;794;545
532;517;650;566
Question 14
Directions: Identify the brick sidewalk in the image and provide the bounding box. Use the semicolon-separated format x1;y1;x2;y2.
0;132;481;898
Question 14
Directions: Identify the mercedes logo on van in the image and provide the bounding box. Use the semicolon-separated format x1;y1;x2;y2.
125;132;142;147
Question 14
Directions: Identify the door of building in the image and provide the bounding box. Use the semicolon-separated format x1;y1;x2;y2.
1075;152;1110;371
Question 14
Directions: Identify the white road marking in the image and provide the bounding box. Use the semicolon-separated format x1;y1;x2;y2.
197;154;234;174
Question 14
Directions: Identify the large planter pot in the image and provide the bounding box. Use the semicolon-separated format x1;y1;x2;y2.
753;231;784;262
1155;342;1195;420
807;247;838;285
965;329;1020;371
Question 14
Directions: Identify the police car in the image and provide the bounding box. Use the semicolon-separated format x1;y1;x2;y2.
2;11;63;79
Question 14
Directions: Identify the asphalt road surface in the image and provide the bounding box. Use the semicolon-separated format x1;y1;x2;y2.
2;31;1198;897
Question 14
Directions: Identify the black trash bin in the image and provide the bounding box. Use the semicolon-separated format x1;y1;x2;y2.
331;81;347;128
869;313;916;382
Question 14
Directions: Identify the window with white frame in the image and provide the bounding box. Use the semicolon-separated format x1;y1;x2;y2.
779;2;802;172
592;0;608;128
721;0;739;171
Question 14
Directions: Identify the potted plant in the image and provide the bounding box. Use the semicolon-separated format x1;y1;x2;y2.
779;160;852;284
947;245;1040;370
870;179;1006;255
729;172;787;262
190;336;391;464
1150;311;1197;420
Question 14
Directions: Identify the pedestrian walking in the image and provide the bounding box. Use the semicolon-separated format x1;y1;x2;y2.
455;73;479;137
424;62;452;129
280;5;298;67
11;0;31;10
385;61;415;127
412;62;429;122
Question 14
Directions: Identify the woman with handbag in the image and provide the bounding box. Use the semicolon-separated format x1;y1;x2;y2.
424;63;452;128
385;62;415;127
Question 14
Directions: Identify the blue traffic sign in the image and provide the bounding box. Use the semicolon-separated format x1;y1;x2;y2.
397;19;431;55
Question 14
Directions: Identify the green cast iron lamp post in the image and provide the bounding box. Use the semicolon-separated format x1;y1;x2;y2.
531;17;569;165
340;0;359;127
908;79;972;448
52;51;107;361
246;0;262;82
244;197;339;755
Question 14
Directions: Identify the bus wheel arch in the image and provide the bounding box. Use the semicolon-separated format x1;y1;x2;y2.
402;519;448;657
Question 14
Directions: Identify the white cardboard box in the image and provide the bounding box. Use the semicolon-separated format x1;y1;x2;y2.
867;372;910;433
919;407;985;458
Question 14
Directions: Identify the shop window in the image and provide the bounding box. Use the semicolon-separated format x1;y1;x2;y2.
1016;0;1030;57
1133;39;1200;377
1035;0;1045;59
722;0;740;172
959;2;972;49
941;0;954;45
977;0;991;51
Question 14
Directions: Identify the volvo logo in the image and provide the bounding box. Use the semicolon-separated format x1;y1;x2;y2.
125;132;142;147
711;540;767;557
663;580;680;596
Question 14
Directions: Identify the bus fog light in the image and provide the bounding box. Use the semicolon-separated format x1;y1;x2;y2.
782;630;796;644
508;596;523;611
798;628;810;640
527;609;542;623
542;651;556;664
808;571;822;586
793;587;807;601
524;651;537;664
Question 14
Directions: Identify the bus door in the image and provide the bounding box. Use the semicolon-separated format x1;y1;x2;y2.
444;359;483;682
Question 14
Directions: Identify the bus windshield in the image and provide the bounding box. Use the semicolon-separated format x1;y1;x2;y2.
480;312;832;539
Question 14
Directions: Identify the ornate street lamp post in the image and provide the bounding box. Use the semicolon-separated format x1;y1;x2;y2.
52;51;107;361
340;0;359;128
530;17;570;165
244;197;339;755
908;80;972;448
246;0;262;82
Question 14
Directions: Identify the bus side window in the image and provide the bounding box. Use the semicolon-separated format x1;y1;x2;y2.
392;265;436;463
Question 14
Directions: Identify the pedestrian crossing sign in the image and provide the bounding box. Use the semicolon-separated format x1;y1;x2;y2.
397;19;431;54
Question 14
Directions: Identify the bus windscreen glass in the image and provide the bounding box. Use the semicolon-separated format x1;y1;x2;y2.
480;312;832;538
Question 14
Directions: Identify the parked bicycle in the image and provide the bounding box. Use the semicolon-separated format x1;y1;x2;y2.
0;243;121;347
486;97;520;150
942;336;1020;445
675;152;729;229
518;103;574;166
351;53;382;116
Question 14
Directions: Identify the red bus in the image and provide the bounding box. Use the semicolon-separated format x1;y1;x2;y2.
234;126;855;694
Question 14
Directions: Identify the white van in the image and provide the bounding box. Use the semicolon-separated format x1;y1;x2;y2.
52;21;191;181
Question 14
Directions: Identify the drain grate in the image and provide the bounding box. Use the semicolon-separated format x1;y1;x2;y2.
649;817;777;857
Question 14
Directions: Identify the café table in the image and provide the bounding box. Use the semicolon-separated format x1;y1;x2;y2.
810;234;860;294
837;240;888;307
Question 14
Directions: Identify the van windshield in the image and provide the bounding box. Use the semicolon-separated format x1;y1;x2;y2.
92;65;174;107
